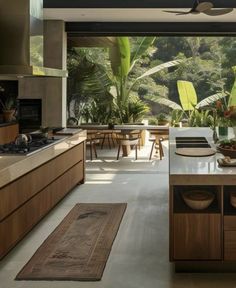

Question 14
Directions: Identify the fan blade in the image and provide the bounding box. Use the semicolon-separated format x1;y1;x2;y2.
163;10;191;15
196;2;214;12
203;8;233;16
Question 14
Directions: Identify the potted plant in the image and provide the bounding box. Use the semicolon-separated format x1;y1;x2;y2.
156;113;169;125
0;96;16;122
0;85;16;122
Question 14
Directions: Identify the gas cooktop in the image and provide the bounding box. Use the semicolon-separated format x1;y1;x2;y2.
0;137;62;156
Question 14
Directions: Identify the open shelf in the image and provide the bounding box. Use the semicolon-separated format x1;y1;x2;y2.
173;185;221;214
224;186;236;215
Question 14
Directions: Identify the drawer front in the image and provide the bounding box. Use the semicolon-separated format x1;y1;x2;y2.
0;142;84;221
173;213;221;260
224;231;236;260
0;161;83;259
224;216;236;231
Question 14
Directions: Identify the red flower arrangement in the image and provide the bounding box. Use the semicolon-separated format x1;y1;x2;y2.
224;105;236;126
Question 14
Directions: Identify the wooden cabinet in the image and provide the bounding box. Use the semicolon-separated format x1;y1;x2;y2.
0;123;19;144
170;185;223;263
0;141;85;259
170;184;236;269
173;213;221;260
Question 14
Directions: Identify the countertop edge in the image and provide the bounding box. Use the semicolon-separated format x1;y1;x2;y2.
0;130;87;188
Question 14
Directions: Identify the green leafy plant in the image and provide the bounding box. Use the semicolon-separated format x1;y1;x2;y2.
150;80;227;127
109;37;183;123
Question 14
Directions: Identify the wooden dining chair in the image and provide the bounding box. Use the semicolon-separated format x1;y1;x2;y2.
148;128;169;160
86;130;102;160
100;130;116;149
115;132;139;160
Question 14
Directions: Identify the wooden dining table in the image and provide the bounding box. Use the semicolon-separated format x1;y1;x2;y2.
77;124;169;156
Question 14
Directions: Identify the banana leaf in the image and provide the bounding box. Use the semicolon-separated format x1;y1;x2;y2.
177;80;197;111
196;92;228;109
228;66;236;107
130;37;156;69
110;37;130;78
136;59;183;81
148;96;183;110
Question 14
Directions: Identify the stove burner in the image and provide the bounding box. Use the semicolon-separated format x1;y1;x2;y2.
0;137;57;155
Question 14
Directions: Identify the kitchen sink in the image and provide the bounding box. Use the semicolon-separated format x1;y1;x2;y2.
175;137;211;148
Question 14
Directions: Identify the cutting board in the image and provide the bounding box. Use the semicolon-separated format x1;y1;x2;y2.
175;148;216;157
55;128;82;135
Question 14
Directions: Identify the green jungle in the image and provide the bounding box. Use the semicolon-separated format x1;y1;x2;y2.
67;36;236;127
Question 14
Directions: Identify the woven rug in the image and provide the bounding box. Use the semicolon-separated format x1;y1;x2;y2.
16;203;127;281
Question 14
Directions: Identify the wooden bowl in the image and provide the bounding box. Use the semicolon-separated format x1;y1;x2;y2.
217;145;236;158
230;192;236;208
182;190;215;210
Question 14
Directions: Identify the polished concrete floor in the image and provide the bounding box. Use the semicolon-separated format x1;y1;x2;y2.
1;141;236;288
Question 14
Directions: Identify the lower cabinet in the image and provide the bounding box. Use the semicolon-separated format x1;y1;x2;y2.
173;213;221;260
224;230;236;260
0;142;85;259
170;185;222;262
170;184;236;267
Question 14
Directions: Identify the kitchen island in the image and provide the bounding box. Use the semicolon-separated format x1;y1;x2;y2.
169;127;236;272
0;130;86;259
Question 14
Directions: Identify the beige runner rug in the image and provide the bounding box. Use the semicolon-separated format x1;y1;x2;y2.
16;203;127;281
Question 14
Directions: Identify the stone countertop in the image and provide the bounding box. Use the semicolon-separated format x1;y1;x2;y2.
78;124;169;131
169;127;236;177
0;130;86;188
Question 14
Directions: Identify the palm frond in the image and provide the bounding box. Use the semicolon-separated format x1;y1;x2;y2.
196;92;228;109
136;59;183;81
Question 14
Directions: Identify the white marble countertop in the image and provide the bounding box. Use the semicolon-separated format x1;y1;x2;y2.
0;130;86;188
169;127;236;176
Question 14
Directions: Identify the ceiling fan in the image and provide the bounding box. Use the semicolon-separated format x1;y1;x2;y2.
164;0;233;16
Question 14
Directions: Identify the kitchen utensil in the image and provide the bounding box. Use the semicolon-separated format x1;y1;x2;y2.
15;134;32;145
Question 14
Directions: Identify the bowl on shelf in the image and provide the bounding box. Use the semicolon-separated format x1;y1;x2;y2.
182;190;215;210
230;192;236;208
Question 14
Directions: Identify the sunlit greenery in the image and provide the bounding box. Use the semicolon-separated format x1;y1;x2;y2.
67;36;236;126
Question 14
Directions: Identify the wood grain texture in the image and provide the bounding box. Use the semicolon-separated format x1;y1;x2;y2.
224;216;236;231
0;123;19;144
0;162;84;259
175;147;216;157
16;203;127;281
224;231;236;260
0;142;83;221
173;213;221;260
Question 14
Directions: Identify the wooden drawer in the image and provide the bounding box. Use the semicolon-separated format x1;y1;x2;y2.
224;231;236;260
0;161;83;259
173;213;221;260
0;142;84;221
224;216;236;231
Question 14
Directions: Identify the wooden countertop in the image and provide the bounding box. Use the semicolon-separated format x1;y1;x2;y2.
0;130;86;188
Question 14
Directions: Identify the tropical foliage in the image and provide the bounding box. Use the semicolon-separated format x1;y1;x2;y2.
67;36;236;126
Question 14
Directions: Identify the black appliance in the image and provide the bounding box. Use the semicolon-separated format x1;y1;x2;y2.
17;99;42;132
0;137;60;156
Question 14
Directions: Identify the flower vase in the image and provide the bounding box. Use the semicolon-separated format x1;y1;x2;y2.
218;126;228;137
213;128;219;144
